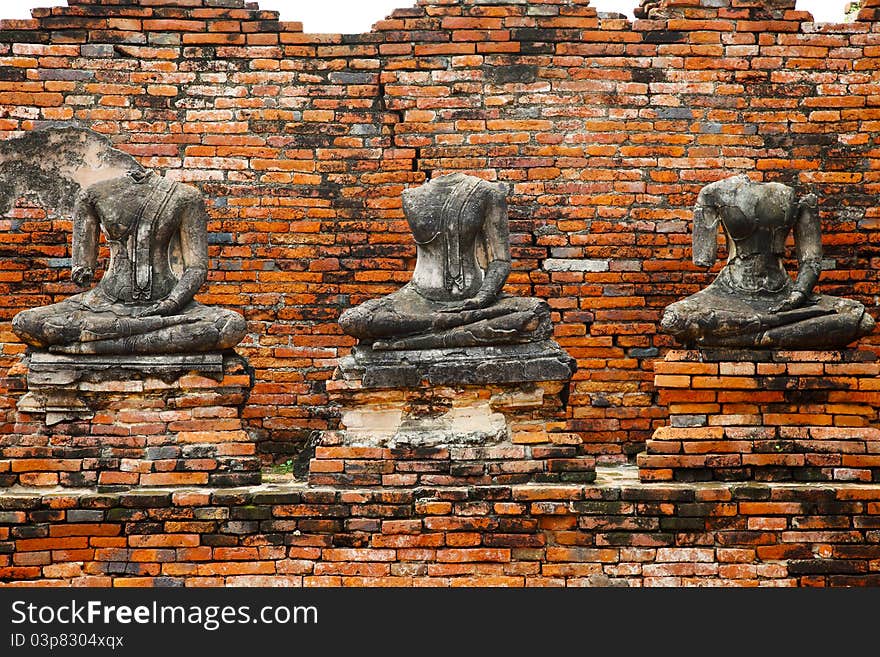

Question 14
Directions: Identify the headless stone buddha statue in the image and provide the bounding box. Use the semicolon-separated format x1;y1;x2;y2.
12;168;246;355
661;174;875;349
339;173;552;350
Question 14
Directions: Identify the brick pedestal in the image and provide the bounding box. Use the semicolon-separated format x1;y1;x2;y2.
309;341;594;487
635;0;797;19
6;472;880;587
639;349;880;483
1;351;261;490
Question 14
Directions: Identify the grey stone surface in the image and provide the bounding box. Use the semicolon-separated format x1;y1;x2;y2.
145;447;181;460
378;421;508;449
655;107;694;120
543;258;609;272
339;173;554;351
338;340;577;389
8;127;246;355
661;174;875;349
671;414;708;428
65;510;105;522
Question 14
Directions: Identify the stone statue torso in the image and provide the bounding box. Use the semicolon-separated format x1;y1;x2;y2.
402;173;490;302
83;171;188;306
711;179;798;298
661;173;874;349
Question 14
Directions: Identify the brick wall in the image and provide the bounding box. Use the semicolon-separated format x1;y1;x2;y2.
3;476;880;587
1;0;879;463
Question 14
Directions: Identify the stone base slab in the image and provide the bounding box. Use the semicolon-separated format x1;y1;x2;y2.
310;376;594;487
639;349;880;483
337;340;577;388
0;351;261;490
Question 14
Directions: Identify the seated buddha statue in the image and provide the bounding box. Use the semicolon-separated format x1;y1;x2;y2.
12;168;247;355
661;174;875;349
339;172;552;350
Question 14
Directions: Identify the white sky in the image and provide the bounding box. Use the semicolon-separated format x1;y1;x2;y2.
0;1;856;33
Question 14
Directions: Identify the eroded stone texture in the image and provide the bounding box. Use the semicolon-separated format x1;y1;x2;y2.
661;175;875;349
338;340;576;388
313;341;585;486
634;0;797;20
7;127;246;355
0;126;136;218
339;173;553;350
315;340;585;487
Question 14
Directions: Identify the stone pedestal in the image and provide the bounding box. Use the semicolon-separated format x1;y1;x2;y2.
1;351;261;490
639;349;880;483
309;341;594;487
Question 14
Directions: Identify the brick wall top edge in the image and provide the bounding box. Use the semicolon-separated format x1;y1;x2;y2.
65;0;257;7
27;4;280;18
637;0;797;14
4;0;870;27
2;0;876;37
635;0;860;23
